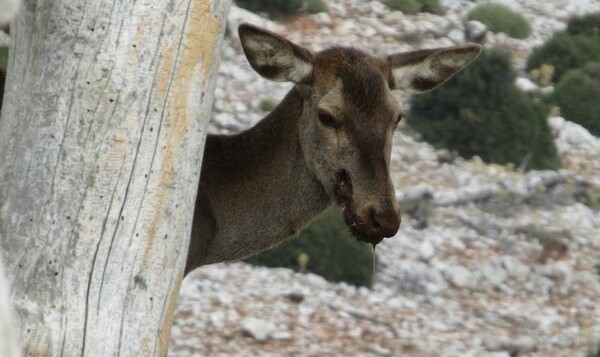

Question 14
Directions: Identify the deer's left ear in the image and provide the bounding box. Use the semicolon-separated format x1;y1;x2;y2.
387;44;481;94
239;23;314;84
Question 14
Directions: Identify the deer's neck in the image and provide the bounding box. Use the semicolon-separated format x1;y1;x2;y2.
198;87;330;264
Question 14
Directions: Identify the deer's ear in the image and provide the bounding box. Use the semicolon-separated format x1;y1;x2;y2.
238;23;314;84
387;44;481;94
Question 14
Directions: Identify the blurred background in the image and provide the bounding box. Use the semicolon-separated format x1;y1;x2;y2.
1;0;598;356
168;0;600;356
170;0;600;356
165;0;600;355
5;0;593;355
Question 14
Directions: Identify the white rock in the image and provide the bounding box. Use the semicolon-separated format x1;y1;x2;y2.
445;265;475;288
481;259;508;286
212;112;239;129
465;20;487;41
419;241;436;261
227;5;283;40
501;255;530;279
209;311;226;328
311;12;332;25
271;331;293;341
538;261;572;282
361;17;398;37
492;0;522;11
447;28;465;44
371;344;392;356
530;277;555;295
516;77;540;92
382;260;448;294
240;317;276;342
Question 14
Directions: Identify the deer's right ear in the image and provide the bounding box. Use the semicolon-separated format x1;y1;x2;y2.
238;23;314;84
387;44;481;94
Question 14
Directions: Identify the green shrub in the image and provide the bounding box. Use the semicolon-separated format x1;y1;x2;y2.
306;0;327;14
589;342;600;357
554;62;600;136
468;3;532;39
245;205;376;287
567;12;600;36
418;0;444;15
530;64;555;87
528;13;600;81
407;48;561;171
235;0;327;16
235;0;304;15
387;0;421;14
0;46;8;68
386;0;443;15
259;99;277;112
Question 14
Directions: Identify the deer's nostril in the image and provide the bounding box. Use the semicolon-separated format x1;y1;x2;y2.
361;204;401;239
370;209;381;229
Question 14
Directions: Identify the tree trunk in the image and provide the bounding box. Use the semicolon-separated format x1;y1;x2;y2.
0;256;21;357
0;0;230;355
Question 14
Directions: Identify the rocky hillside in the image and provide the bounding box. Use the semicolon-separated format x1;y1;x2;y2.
170;0;600;356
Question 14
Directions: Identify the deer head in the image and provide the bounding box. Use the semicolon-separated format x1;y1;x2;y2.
238;23;481;246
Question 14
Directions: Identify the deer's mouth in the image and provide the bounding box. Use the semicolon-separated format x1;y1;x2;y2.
333;170;384;247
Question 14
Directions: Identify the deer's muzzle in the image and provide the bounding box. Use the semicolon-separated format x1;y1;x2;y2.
333;169;400;246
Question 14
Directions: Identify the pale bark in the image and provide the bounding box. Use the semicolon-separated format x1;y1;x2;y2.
0;0;20;26
0;256;21;357
0;0;230;355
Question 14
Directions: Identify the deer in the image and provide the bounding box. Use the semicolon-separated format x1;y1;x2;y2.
185;23;481;275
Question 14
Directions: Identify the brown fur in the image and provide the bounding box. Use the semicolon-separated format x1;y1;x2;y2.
185;24;481;274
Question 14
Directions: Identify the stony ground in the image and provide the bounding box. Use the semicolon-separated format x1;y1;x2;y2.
169;1;600;356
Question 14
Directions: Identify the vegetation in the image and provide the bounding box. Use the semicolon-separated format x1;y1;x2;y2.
407;48;561;171
527;12;600;81
567;11;600;36
386;0;421;14
530;64;555;87
306;0;327;14
0;46;8;67
386;0;444;15
259;99;277;112
418;0;444;15
235;0;327;16
245;205;376;287
553;62;600;136
468;3;532;39
588;343;600;357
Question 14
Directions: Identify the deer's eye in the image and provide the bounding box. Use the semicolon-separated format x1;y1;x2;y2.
318;111;339;129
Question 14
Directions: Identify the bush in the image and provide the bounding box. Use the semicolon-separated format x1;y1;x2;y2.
528;13;600;81
554;62;600;136
235;0;304;15
386;0;444;15
589;343;600;357
235;0;327;16
245;205;376;287
418;0;444;15
0;46;7;68
530;64;555;87
468;3;532;39
306;0;327;14
407;48;561;171
567;12;600;36
259;99;277;112
387;0;421;14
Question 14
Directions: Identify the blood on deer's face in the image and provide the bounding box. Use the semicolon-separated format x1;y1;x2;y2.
238;23;481;245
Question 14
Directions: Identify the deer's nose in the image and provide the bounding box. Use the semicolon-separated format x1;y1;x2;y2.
360;203;401;238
